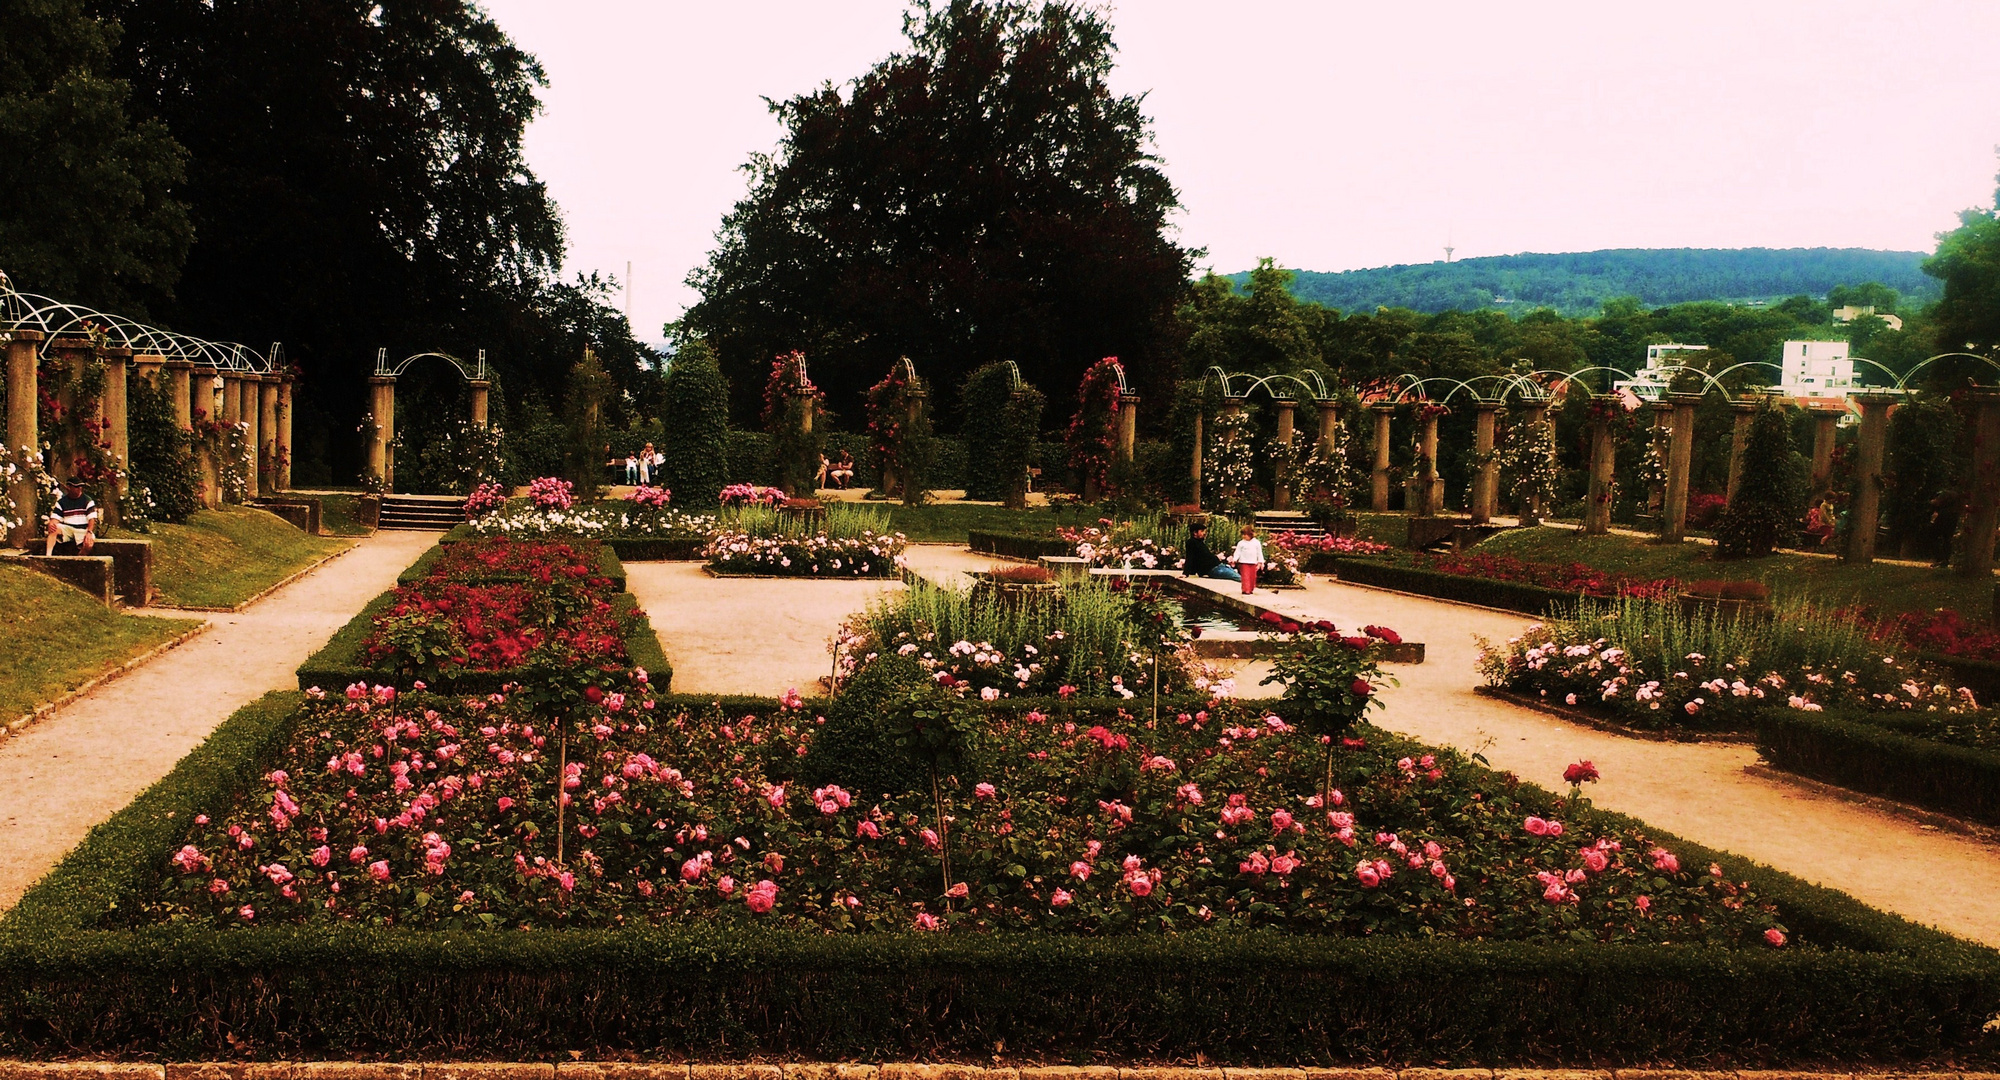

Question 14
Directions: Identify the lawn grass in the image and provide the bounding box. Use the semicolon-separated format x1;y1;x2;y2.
0;564;204;722
878;501;1098;543
114;505;350;609
315;494;374;537
1475;524;1993;620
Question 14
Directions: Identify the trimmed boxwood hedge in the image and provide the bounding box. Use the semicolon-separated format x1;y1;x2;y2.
1756;705;2000;827
396;541;626;590
2;694;1995;1063
1921;651;2000;707
967;530;1071;560
1325;556;1584;617
440;526;708;562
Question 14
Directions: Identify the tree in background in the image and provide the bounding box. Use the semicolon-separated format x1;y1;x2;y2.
561;348;613;493
961;362;1045;507
657;341;731;510
1715;400;1806;558
1179;263;1328;379
681;0;1191;424
1925;166;2000;356
0;0;190;314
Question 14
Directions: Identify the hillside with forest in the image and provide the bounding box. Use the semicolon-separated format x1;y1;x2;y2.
1231;248;1938;316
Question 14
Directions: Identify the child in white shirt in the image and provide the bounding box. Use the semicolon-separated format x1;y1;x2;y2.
1231;525;1264;594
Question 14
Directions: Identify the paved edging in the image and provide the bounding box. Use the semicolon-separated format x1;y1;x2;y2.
0;620;210;745
0;1064;1994;1080
153;542;357;613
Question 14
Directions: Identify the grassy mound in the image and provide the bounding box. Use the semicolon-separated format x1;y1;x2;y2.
0;564;203;722
123;505;348;608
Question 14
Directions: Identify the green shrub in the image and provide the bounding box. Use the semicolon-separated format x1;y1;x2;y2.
1883;395;1963;562
1716;399;1806;558
126;375;201;524
724;429;775;485
961;363;1045;505
1756;706;2000;825
1325;556;1579;617
967;529;1070;559
801;655;936;799
658;341;733;509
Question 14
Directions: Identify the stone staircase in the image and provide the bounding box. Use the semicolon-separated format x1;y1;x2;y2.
379;494;466;531
1251;510;1325;536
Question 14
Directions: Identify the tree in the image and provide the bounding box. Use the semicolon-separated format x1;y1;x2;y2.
561;348;613;492
961;362;1044;505
1924;164;2000;354
1881;395;1961;563
1178;262;1327;379
680;0;1192;424
94;0;576;480
1715;400;1806;558
0;0;189;314
657;341;731;509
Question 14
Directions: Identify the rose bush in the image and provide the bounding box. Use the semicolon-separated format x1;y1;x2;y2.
705;530;906;578
141;681;1789;946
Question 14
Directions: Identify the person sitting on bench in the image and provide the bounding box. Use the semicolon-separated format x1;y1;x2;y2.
44;478;100;556
1180;521;1240;582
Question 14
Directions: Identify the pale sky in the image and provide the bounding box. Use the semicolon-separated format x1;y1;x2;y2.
481;0;2000;341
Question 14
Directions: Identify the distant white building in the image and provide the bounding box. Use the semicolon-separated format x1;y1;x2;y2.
1615;343;1710;401
1832;305;1904;332
1777;340;1856;399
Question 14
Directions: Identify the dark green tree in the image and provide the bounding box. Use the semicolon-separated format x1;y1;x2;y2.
1881;395;1962;563
93;0;579;480
961;362;1044;504
561;348;613;492
657;340;732;509
681;0;1192;424
1715;400;1806;558
1925;168;2000;360
0;0;189;313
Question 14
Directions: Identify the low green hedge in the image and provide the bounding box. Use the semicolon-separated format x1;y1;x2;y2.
396;541;626;590
1326;556;1583;617
967;529;1071;560
1756;706;2000;827
607;537;706;561
2;694;1995;1063
1920;651;2000;706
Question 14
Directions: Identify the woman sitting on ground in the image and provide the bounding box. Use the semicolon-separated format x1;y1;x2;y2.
1180;521;1240;582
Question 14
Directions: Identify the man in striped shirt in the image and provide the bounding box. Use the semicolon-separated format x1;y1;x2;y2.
43;478;100;556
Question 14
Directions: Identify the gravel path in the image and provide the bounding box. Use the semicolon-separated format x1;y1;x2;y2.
1178;573;2000;948
0;529;437;910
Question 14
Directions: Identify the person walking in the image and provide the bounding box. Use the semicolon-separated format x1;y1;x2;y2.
1231;524;1264;594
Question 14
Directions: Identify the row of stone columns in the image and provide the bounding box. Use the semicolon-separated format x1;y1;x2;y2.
1189;397;1338;512
1;325;294;546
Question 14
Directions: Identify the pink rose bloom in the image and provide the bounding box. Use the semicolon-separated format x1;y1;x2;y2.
1523;816;1550;836
946;881;969;898
717;876;736;895
557;871;575;892
922;828;942;850
348;845;369;864
1270;809;1294;831
1635;895;1652;914
1581;848;1609;873
1649;847;1680;873
680;857;704;881
1356;861;1382;888
914;912;942;931
1127;876;1153;897
1051;888;1073;907
367;860;391;882
496;797;514;811
238;905;256;921
310;846;331;868
974;782;997;799
1270;852;1301;876
745;881;777;913
856;820;881;840
1122;854;1143;872
765;785;786;808
980;687;1000;701
209;879;230;895
1546;821;1564;837
1764;928;1786;947
1070;861;1091;880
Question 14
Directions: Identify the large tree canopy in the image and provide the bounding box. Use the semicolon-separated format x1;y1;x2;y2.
90;0;627;482
1924;166;2000;358
680;0;1193;425
0;0;190;315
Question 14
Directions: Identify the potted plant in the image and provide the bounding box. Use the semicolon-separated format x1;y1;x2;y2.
1678;578;1774;622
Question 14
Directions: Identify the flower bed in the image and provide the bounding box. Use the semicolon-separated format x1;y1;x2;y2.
1477;600;1971;733
1419;551;1679;600
5;690;1995;1061
705;530;905;577
1756;705;2000;826
456;502;718;561
298;539;669;693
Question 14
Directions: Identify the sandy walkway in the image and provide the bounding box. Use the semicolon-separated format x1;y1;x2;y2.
0;529;437;909
627;563;906;697
1180;573;2000;947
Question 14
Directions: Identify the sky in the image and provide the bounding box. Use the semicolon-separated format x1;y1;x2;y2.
480;0;2000;342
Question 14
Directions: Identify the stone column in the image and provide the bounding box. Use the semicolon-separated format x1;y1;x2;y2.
221;374;241;427
1961;389;2000;578
1517;400;1550;526
469;379;491;428
259;375;280;495
1417;409;1441;516
1726;398;1758;508
902;383;928;505
1662;392;1699;542
1272;399;1296;510
368;375;396;492
4;330;44;547
47;335;94;480
1189;409;1203;511
103;347;131;511
1809;405;1839;496
1584;397;1617;535
1648;400;1673;513
1316;399;1340;454
1370;404;1394;512
276;376;294;492
165;360;193;431
1117;393;1140;462
1470;401;1500;524
240;374;262;499
1846;392;1899;565
133;353;164;388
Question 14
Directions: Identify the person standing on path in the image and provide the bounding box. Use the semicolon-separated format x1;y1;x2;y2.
1231;524;1264;594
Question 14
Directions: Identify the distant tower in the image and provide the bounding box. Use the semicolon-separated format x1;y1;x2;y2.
624;260;632;319
1443;245;1454;263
